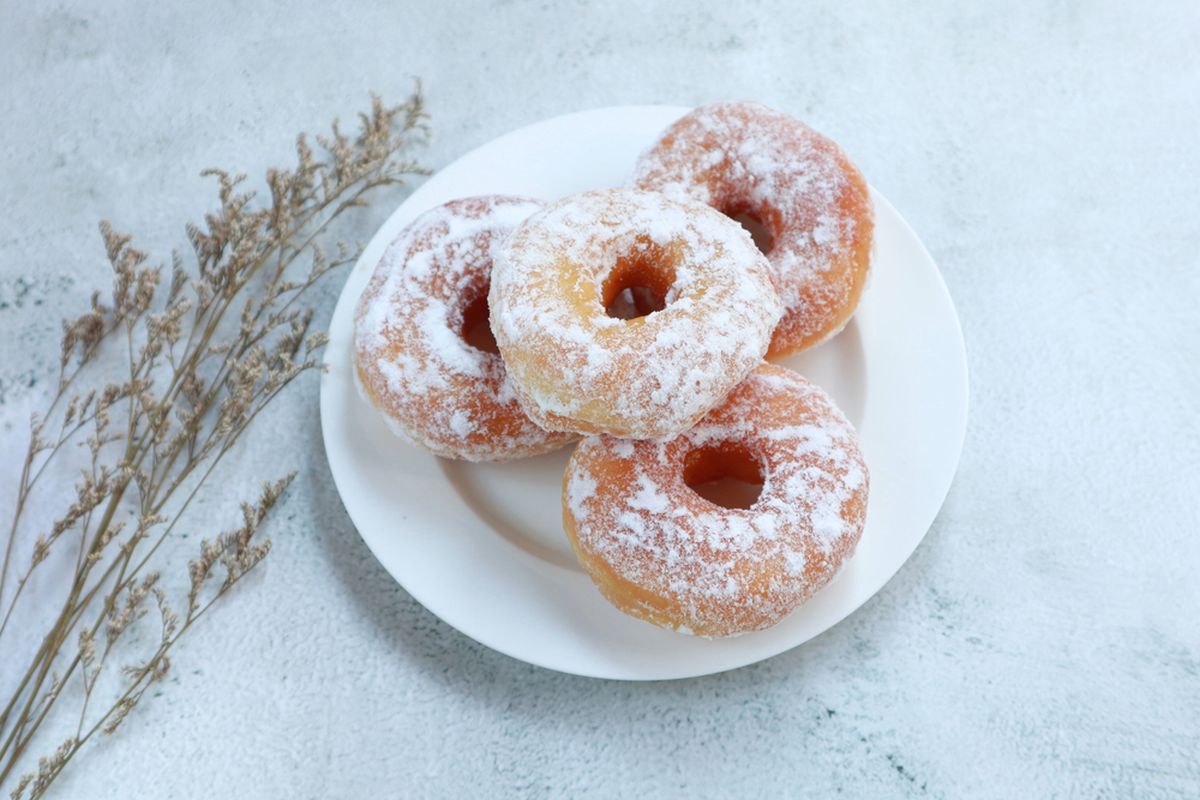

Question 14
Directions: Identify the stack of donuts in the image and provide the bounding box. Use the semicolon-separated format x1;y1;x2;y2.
353;102;873;638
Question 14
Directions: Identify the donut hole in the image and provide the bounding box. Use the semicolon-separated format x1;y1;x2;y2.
683;442;764;510
602;241;676;321
460;292;500;355
724;206;774;255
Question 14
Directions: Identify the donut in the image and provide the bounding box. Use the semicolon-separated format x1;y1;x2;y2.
632;102;874;356
489;188;782;441
562;363;868;637
353;195;576;461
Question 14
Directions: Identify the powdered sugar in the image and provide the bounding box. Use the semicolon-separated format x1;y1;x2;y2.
490;189;783;441
566;466;598;513
628;474;671;514
564;364;868;637
610;439;636;459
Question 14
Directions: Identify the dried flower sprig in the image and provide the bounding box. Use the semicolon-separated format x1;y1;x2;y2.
0;90;429;798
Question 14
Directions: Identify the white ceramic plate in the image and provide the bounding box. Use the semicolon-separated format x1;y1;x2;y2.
320;106;968;680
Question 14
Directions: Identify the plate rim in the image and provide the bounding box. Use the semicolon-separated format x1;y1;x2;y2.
319;104;969;680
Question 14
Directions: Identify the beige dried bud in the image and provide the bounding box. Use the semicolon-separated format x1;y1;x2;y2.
30;535;49;567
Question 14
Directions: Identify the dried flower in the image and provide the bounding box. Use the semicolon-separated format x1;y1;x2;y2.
0;89;429;797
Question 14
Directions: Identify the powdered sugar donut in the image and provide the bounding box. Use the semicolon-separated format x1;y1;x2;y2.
563;363;868;637
633;102;873;356
353;196;576;461
489;188;782;441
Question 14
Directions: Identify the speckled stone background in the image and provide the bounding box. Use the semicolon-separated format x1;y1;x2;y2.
1;2;1198;798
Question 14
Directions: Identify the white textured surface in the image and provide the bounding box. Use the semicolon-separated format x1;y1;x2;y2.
0;2;1197;798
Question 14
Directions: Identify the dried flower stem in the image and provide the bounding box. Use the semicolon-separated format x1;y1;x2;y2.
0;90;429;798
